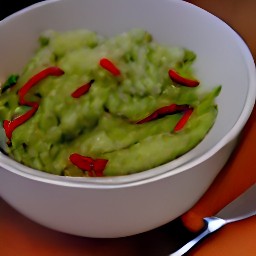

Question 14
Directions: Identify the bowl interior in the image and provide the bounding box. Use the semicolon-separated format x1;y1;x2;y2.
0;0;255;185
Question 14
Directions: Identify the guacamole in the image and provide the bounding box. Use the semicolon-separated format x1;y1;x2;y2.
0;29;220;177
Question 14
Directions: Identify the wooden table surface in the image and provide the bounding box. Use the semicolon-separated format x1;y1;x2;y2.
0;1;256;255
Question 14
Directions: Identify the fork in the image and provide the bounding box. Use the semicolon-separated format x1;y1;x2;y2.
169;206;256;255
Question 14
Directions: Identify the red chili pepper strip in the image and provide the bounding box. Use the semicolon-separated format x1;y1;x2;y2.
3;67;65;143
99;58;121;76
3;103;39;142
168;69;200;87
93;159;108;177
18;66;64;105
69;153;94;171
174;108;193;132
71;79;94;98
69;153;108;177
136;104;190;124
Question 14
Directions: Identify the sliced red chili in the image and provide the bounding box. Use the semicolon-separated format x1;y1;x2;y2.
69;153;94;171
3;66;64;143
99;58;121;76
174;108;193;132
71;79;94;98
69;153;108;177
136;104;190;124
3;102;39;142
18;66;64;105
169;69;199;87
93;159;108;177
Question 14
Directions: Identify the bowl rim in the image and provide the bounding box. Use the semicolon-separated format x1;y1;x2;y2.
0;0;255;189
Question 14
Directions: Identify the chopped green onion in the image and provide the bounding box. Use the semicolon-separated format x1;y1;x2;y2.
1;74;19;93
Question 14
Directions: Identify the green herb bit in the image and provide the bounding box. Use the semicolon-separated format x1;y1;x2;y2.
39;36;50;47
1;74;19;93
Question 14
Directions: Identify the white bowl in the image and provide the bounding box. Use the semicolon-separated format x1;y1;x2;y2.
0;0;255;238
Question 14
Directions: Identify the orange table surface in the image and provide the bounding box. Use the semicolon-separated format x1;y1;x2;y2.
0;197;255;256
1;1;256;255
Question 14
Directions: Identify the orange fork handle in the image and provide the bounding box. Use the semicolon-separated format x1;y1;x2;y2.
181;105;256;232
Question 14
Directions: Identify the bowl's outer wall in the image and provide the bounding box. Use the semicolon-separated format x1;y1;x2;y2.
0;0;255;237
0;140;236;237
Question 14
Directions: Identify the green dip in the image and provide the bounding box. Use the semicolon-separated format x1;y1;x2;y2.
0;29;221;177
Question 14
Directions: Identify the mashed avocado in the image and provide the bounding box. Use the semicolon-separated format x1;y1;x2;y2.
0;29;221;177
